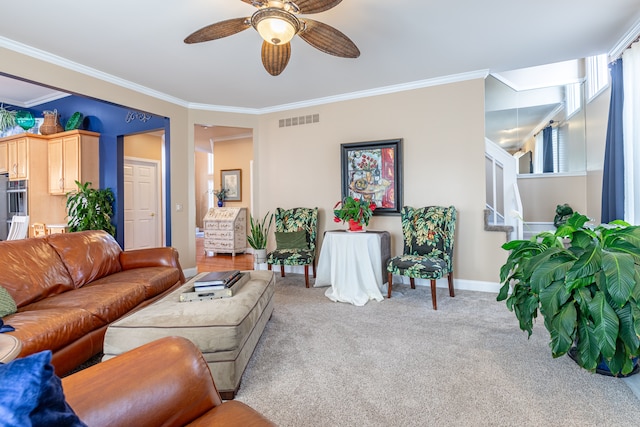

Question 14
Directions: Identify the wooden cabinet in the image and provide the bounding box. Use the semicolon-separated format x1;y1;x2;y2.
8;137;28;180
48;130;100;195
0;141;7;174
203;207;247;256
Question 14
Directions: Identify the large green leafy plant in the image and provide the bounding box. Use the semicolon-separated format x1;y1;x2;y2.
66;181;116;236
498;212;640;376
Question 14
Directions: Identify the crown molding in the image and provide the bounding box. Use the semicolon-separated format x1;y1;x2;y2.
1;35;487;115
253;69;490;114
609;17;640;60
0;36;189;108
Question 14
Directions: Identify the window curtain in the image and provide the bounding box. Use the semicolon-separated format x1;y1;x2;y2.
542;126;554;173
623;43;640;224
601;58;625;223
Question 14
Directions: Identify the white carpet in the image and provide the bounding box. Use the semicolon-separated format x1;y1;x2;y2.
235;275;640;427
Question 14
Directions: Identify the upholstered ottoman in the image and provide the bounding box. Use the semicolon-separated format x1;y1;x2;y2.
102;270;275;399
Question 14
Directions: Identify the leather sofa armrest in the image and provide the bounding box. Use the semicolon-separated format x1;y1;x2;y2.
186;401;277;427
120;247;186;283
62;336;221;427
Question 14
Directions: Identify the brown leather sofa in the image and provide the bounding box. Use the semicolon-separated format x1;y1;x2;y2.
0;230;185;375
62;336;275;427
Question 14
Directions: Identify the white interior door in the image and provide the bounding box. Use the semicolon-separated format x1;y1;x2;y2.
124;158;161;250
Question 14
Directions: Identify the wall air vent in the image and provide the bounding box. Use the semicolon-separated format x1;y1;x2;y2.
279;113;319;128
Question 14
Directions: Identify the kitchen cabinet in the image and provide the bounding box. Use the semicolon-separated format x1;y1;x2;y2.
8;137;28;180
47;130;100;194
203;207;247;256
0;141;7;174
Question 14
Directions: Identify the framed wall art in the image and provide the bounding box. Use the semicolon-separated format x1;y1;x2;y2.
340;138;403;215
221;169;242;201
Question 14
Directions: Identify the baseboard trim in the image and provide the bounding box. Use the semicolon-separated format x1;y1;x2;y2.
278;266;501;294
183;267;198;278
392;276;501;294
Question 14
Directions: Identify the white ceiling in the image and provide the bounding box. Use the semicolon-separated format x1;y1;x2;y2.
1;0;639;113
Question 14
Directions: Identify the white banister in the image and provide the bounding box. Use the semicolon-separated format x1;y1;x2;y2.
485;138;519;240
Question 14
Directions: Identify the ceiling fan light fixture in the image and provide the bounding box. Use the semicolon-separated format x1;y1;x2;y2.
251;8;300;45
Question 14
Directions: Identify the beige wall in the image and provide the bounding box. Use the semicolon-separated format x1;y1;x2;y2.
517;174;587;222
214;137;253;211
124;133;162;160
194;151;210;230
253;80;507;284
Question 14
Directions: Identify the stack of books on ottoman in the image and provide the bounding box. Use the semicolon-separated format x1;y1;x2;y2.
180;270;249;302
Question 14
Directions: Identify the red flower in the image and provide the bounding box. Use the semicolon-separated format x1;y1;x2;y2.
369;202;377;211
333;217;341;223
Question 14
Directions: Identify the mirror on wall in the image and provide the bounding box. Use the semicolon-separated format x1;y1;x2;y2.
485;59;587;175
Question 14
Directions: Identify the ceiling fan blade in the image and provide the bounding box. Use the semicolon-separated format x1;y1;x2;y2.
298;18;360;58
184;18;251;44
295;0;343;14
240;0;266;7
261;41;291;76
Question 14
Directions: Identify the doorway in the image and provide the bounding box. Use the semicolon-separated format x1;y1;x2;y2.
123;132;165;250
194;124;253;256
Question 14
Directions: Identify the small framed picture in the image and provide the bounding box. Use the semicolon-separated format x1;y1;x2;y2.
221;169;242;201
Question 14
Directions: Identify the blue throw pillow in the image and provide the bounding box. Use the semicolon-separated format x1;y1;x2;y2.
0;350;87;427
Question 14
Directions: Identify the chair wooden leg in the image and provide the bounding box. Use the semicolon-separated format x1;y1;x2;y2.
280;265;285;277
312;259;317;278
430;279;438;310
304;265;310;288
268;264;272;271
448;273;455;297
387;272;393;298
410;278;416;289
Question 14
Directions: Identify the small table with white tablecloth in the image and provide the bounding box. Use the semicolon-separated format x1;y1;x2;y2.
314;230;391;306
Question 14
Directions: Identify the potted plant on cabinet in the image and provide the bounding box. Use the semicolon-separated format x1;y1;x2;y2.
497;212;640;376
66;181;116;236
214;188;227;207
0;104;16;133
247;212;273;264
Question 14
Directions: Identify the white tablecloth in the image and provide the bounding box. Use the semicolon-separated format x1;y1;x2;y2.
314;231;385;306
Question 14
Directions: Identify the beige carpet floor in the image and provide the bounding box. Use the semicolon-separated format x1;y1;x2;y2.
235;274;640;427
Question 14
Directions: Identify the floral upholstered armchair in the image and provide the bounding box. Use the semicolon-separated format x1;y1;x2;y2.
387;206;457;310
267;207;319;288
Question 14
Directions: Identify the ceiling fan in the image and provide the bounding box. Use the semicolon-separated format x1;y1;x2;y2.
184;0;360;76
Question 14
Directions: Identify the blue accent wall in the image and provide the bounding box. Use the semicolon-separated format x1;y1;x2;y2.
29;96;171;247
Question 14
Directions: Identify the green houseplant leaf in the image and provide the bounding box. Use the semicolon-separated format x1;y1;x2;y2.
498;212;640;376
246;212;273;250
66;181;116;236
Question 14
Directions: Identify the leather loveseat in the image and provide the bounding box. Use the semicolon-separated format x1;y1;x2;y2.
61;336;275;427
0;230;185;375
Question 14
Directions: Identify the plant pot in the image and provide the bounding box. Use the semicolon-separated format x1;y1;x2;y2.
217;200;224;207
568;347;639;377
348;219;364;232
254;248;267;264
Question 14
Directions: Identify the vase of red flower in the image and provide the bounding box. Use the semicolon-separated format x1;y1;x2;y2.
347;219;363;232
333;196;376;231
